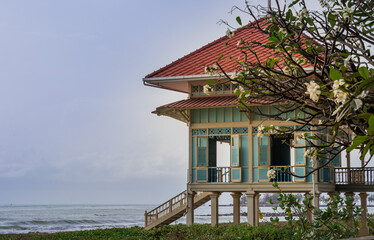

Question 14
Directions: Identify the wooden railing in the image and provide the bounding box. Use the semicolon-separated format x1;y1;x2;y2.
270;166;294;182
144;191;208;227
208;167;231;183
335;167;374;185
145;191;186;226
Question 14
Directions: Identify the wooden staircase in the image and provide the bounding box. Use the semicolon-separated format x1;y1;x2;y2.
144;191;211;230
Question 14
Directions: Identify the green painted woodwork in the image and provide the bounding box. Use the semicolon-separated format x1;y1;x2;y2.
306;167;313;182
270;105;278;116
240;135;249;167
192;137;197;167
259;146;269;165
253;168;258;182
208;128;231;135
261;136;268;145
216;108;224;122
192;129;207;136
233;108;240;122
253;135;258;166
233;127;248;134
259;168;268;180
322;168;329;182
200;109;207;123
197;169;208;182
224;107;231;121
197;148;207;166
192;169;196;183
295;167;304;180
331;152;340;166
192;109;199;123
260;106;269;120
231;135;240;166
242;168;249;182
197;137;208;166
231;147;239;166
295;148;305;165
232;168;241;181
241;112;247;121
208;108;215;123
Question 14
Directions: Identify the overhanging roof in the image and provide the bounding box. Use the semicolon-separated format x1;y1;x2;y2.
153;96;274;123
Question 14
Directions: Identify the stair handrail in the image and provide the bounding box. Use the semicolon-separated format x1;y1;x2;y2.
145;190;187;226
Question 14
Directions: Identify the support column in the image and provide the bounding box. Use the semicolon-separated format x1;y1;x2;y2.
254;193;261;226
210;192;220;227
313;192;320;209
231;192;242;225
347;151;351;184
186;191;195;225
358;192;369;237
345;192;355;228
304;193;313;222
246;192;255;225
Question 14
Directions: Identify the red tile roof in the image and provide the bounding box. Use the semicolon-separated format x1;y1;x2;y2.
153;96;273;113
145;18;271;79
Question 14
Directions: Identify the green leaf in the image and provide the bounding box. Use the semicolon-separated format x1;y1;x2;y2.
207;80;216;85
329;67;343;81
346;136;369;152
217;55;224;61
289;0;301;8
236;16;242;26
359;66;369;80
328;13;336;27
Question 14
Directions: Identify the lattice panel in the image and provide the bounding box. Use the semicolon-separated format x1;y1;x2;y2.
208;128;231;135
224;84;231;91
192;129;207;136
233;127;248;134
192;86;199;93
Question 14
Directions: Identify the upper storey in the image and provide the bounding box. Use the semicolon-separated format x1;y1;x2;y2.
143;18;272;94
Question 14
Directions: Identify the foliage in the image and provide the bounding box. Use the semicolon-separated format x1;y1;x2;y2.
0;224;290;240
207;0;374;176
268;182;361;239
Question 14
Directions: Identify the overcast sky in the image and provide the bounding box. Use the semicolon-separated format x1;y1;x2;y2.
0;0;367;205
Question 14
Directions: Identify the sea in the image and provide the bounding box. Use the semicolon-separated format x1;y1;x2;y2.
0;204;373;234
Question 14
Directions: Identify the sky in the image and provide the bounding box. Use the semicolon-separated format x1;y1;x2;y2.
0;0;367;205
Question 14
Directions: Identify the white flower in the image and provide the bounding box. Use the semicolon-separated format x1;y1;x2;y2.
226;29;234;38
279;28;287;35
203;84;213;95
333;89;348;104
343;56;352;67
204;64;219;75
298;8;309;19
305;81;321;103
318;119;323;125
295;20;303;28
304;150;311;158
267;169;276;179
257;125;265;138
333;79;345;90
237;39;244;46
343;6;353;14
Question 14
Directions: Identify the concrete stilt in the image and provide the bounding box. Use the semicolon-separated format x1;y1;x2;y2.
210;192;220;227
254;193;261;226
304;192;313;222
246;192;255;226
186;191;195;225
358;192;369;237
345;192;355;228
231;192;242;225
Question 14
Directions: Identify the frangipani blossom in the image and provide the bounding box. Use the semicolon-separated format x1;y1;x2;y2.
305;81;321;102
203;84;213;95
267;169;276;179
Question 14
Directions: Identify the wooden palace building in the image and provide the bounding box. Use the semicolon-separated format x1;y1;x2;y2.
143;19;372;235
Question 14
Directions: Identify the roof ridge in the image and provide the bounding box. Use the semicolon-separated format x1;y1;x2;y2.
145;18;267;79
